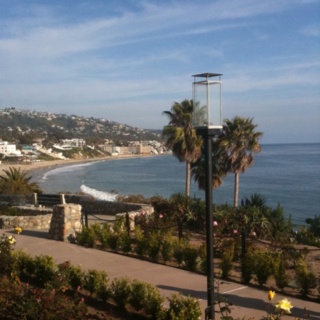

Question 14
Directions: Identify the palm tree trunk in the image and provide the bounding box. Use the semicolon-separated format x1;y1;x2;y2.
185;161;190;197
234;172;239;207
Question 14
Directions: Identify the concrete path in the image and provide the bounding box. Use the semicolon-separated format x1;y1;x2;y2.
1;229;319;319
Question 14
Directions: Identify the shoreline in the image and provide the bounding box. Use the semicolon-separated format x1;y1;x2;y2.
0;153;165;177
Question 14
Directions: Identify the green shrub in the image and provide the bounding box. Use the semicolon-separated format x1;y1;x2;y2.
166;293;201;320
273;253;289;290
220;240;235;279
173;239;188;265
161;238;174;262
108;233;119;250
53;261;84;291
183;246;199;271
146;231;162;261
296;258;317;297
32;255;57;285
252;249;273;286
0;276;87;320
12;249;35;282
118;231;132;253
82;269;108;297
97;223;113;249
0;234;16;278
110;277;132;309
128;279;164;317
135;225;148;256
241;251;254;285
75;227;96;248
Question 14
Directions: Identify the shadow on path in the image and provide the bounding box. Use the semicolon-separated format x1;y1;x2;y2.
15;229;48;239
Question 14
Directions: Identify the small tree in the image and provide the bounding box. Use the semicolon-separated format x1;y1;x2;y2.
0;167;42;195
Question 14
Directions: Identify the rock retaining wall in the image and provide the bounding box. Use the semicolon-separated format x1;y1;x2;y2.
0;212;52;229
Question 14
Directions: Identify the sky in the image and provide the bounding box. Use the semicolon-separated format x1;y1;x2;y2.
0;0;319;144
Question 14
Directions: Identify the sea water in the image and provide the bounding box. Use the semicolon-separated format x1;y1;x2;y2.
36;143;320;226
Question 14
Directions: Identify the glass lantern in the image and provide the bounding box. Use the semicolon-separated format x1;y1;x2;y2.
192;73;223;134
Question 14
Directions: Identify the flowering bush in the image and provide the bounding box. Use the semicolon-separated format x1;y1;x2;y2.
0;234;16;278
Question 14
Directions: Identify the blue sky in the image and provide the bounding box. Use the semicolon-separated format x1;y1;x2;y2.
0;0;319;143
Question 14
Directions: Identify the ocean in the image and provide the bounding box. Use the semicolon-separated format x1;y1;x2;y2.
35;143;320;226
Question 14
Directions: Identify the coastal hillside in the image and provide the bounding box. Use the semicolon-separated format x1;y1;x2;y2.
0;108;162;145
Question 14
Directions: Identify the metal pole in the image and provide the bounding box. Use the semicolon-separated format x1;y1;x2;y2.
205;132;215;320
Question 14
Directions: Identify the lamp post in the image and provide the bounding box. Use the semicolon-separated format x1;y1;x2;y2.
192;73;223;320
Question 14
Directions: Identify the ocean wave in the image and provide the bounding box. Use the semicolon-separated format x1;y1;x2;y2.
80;184;118;202
42;161;100;179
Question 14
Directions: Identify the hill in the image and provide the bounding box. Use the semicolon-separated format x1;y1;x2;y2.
0;108;162;146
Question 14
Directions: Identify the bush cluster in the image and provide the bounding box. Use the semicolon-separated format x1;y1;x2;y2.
75;217;320;300
0;233;201;320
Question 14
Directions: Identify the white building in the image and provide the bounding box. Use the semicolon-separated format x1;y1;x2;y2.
0;141;21;155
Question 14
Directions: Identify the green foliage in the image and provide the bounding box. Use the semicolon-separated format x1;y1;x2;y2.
241;251;254;285
14;253;57;286
295;226;320;247
0;167;42;195
220;240;235;279
110;277;132;309
108;233;119;250
83;269;109;300
134;225;149;256
56;261;84;291
0;234;16;277
146;231;162;261
128;279;164;318
305;214;320;237
183;246;199;271
32;255;57;285
0;206;20;216
0;276;88;320
161;237;174;262
118;231;132;253
252;249;274;286
173;239;188;265
273;253;289;290
75;226;96;248
166;293;202;320
296;258;317;297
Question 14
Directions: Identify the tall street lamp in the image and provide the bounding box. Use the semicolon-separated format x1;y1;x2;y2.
192;73;223;320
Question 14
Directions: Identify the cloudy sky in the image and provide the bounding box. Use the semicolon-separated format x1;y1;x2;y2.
0;0;319;143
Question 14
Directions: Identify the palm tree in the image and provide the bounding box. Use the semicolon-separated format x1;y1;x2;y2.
0;167;42;195
220;116;263;207
191;138;227;191
162;100;202;197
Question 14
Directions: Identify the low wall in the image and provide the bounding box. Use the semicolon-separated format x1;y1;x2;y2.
0;212;52;229
0;194;154;232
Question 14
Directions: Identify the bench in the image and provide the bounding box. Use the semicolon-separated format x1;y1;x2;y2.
34;193;66;208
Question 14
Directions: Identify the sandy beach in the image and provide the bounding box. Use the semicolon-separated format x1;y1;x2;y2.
0;153;163;176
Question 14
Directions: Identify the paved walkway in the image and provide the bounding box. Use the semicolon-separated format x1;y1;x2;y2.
1;229;319;319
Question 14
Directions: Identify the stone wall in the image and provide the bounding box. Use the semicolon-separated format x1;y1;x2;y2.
48;204;82;241
0;194;154;234
0;212;52;229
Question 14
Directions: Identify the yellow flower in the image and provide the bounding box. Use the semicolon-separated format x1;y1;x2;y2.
7;236;16;245
275;298;293;314
268;290;276;301
15;227;22;235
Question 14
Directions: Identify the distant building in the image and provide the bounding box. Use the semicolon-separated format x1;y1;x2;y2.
0;141;21;155
60;138;86;148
